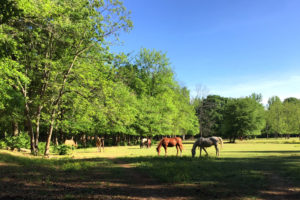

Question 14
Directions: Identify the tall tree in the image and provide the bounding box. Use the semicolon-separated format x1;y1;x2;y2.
266;96;285;137
194;95;227;137
222;97;265;143
1;0;132;155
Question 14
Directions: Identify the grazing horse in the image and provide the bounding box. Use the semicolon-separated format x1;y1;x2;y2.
95;136;104;152
140;138;151;148
191;136;223;157
156;137;183;157
64;139;77;148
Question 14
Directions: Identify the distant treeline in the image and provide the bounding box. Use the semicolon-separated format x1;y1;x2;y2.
192;94;300;143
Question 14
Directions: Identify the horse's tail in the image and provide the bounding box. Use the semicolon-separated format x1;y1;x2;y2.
176;137;183;150
218;137;223;148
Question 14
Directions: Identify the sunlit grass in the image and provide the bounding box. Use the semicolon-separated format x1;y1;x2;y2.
67;137;300;159
0;137;299;199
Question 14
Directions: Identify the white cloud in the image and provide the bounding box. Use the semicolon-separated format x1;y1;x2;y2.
192;74;300;105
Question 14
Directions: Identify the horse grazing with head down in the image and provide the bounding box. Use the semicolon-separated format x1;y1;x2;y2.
156;137;183;157
191;136;223;157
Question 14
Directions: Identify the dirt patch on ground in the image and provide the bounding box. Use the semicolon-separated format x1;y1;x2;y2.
107;157;197;199
259;172;300;200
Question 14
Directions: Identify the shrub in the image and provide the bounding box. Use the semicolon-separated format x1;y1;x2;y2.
5;132;30;150
0;140;7;149
53;144;72;155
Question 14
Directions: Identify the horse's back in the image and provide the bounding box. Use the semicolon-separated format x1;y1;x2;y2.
141;138;147;143
175;137;182;143
65;139;77;147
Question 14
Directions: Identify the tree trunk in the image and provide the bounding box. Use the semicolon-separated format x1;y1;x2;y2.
44;110;56;156
55;133;58;146
12;121;19;136
25;104;36;154
82;134;87;147
34;105;42;152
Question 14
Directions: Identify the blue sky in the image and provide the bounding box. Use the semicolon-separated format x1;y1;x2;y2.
111;0;300;104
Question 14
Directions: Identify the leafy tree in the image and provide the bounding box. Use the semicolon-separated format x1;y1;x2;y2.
222;97;265;143
281;98;300;138
194;95;227;137
1;0;132;155
114;49;199;138
173;87;199;138
266;96;285;137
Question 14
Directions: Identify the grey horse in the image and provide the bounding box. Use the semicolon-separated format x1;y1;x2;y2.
191;137;223;157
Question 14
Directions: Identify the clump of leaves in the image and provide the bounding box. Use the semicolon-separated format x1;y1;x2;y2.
3;132;30;150
53;144;72;155
0;140;8;149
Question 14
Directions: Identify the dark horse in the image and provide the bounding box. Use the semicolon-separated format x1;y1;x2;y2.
191;136;223;157
156;137;183;157
140;138;151;148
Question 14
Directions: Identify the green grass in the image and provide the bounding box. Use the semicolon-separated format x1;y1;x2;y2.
0;137;299;199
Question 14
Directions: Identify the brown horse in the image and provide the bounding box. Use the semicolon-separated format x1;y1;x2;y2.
95;136;104;152
140;138;151;148
156;137;183;157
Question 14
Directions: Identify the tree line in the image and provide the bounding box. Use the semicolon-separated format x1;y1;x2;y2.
0;0;198;155
192;94;300;143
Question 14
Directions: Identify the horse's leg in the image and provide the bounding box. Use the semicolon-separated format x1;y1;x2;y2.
200;147;202;157
179;146;182;157
164;146;167;157
203;147;208;156
215;144;219;156
102;140;104;152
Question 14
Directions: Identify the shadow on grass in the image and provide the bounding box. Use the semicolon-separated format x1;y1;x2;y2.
225;150;300;153
0;151;299;199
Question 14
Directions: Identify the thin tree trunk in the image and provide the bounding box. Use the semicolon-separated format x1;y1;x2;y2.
25;104;36;154
44;109;56;156
35;105;42;151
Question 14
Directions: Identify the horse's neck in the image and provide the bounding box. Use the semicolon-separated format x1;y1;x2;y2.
192;142;198;151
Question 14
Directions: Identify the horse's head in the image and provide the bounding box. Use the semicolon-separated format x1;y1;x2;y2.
156;146;160;155
191;148;196;158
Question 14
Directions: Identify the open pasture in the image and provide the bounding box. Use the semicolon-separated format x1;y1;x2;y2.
0;138;299;199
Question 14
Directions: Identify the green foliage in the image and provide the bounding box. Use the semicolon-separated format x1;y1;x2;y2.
195;95;228;137
0;140;7;149
115;48;199;137
266;96;300;137
0;0;133;154
222;97;265;142
53;144;72;155
3;132;30;150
